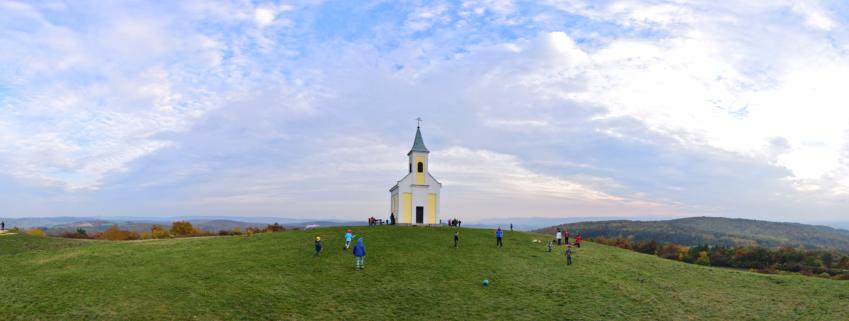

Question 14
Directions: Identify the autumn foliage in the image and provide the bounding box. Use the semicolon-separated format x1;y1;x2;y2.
591;236;849;280
95;225;140;241
169;221;197;236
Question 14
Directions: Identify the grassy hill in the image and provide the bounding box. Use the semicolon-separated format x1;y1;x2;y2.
537;217;849;252
1;226;848;320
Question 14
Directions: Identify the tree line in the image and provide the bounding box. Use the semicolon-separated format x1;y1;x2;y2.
591;236;849;280
25;221;291;241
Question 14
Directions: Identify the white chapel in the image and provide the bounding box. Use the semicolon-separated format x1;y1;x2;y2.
389;124;442;225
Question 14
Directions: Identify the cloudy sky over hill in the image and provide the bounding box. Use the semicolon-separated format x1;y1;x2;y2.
2;0;849;222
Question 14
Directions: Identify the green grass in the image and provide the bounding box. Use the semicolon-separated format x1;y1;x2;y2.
1;226;847;320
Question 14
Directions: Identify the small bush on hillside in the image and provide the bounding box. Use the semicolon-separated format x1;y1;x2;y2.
695;251;711;266
170;221;196;236
62;228;92;239
96;225;140;241
266;223;286;232
149;225;170;239
27;228;47;237
218;227;242;236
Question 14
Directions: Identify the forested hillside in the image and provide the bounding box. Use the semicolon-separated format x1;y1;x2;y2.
537;217;849;252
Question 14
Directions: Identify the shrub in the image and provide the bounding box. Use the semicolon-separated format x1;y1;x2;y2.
150;225;170;239
170;221;196;236
266;223;286;233
27;228;47;237
96;225;140;241
62;228;92;239
695;251;711;266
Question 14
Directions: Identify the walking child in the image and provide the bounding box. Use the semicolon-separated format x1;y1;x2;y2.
344;229;353;249
314;236;322;257
454;231;459;248
576;234;582;248
566;245;573;265
547;240;553;252
496;227;503;247
353;238;366;270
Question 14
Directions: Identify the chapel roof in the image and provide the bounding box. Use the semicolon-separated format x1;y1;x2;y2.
409;126;429;154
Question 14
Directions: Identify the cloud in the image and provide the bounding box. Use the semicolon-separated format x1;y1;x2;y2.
3;0;849;224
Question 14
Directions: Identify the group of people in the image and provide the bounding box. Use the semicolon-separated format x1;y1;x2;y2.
446;218;462;227
314;225;582;270
547;228;582;265
314;229;368;271
367;217;385;226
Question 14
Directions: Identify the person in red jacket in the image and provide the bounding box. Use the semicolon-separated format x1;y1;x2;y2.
575;234;582;248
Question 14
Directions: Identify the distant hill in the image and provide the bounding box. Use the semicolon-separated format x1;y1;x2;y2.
1;227;848;320
536;217;849;252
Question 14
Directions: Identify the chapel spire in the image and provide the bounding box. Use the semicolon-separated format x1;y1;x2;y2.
409;125;429;154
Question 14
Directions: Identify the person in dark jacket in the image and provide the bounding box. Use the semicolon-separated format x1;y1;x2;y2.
353;238;366;270
454;231;459;248
496;227;503;247
314;236;322;257
566;245;573;265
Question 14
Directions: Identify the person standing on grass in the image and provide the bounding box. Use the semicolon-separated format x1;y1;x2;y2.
344;229;353;249
314;236;322;257
1;221;4;231
454;231;459;248
353;238;366;270
565;230;570;245
556;229;562;246
510;224;513;231
576;234;582;248
566;244;573;265
547;240;553;252
496;227;504;247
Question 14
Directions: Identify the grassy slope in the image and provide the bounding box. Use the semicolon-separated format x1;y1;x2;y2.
1;226;848;320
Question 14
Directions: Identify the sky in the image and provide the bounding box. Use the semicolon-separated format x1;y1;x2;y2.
2;0;849;223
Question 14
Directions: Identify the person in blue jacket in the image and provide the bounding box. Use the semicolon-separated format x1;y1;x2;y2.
314;236;322;257
344;229;353;249
353;238;366;270
496;227;503;247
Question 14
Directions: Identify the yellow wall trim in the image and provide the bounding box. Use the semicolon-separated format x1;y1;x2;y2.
402;192;412;224
427;193;436;224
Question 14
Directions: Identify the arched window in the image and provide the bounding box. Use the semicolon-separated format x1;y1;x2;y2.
417;162;423;173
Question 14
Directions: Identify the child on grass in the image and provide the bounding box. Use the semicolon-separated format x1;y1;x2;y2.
353;238;366;270
344;229;353;249
314;236;322;257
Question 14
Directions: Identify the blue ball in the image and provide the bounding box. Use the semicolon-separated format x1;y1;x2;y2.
482;279;490;286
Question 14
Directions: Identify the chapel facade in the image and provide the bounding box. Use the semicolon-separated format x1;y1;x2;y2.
389;125;442;225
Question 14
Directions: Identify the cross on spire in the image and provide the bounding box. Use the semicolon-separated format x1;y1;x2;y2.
416;117;423;128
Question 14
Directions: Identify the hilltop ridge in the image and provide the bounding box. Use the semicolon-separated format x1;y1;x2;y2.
1;226;847;320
